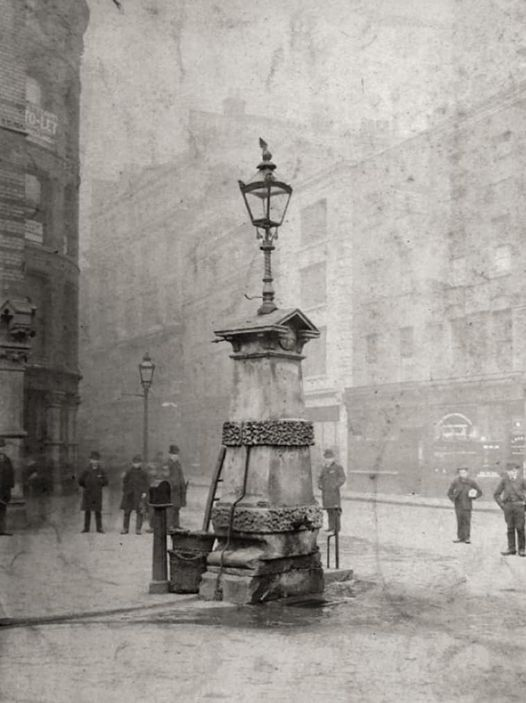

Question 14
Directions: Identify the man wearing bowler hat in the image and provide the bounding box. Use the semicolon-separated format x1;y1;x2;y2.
494;461;526;556
78;451;108;533
120;454;149;535
0;439;14;536
447;466;482;544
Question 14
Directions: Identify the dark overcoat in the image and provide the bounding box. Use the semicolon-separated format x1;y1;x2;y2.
318;462;346;509
447;477;482;510
0;454;14;504
168;457;186;508
78;465;108;511
120;465;149;512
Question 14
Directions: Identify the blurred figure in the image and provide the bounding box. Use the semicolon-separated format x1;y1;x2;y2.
78;451;108;533
494;461;526;557
0;439;14;536
318;448;346;533
120;454;149;535
144;456;161;533
447;466;482;544
166;444;187;530
26;450;52;525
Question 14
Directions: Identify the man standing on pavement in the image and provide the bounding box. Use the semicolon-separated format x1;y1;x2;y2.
494;461;526;557
317;448;346;533
166;444;186;530
0;439;14;536
120;454;149;535
78;451;108;534
447;466;482;544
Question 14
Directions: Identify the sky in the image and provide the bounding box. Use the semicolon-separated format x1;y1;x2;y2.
79;0;526;188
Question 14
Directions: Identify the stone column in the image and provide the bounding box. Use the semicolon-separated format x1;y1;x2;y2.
199;308;324;604
45;391;65;492
65;394;80;467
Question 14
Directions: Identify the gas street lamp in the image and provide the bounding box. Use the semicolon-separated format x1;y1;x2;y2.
238;138;292;315
138;352;155;464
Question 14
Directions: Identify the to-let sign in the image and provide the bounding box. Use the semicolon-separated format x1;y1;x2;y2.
25;102;58;146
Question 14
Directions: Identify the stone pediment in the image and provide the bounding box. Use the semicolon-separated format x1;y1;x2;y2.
214;308;319;356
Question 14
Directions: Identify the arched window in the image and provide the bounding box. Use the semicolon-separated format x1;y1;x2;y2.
25;173;45;244
26;76;42;106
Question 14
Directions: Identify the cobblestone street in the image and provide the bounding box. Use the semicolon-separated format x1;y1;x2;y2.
1;489;526;702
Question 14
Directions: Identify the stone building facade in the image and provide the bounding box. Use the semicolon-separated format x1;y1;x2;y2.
0;0;88;490
280;81;526;496
83;82;526;496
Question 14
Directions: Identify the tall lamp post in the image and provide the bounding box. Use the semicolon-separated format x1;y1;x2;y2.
238;138;292;315
138;352;155;464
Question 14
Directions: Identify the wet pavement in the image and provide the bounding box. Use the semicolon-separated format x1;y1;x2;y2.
2;488;526;701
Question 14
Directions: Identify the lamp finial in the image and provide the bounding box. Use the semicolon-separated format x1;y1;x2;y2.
259;137;272;162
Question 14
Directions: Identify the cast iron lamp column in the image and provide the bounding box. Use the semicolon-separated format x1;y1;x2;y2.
238;138;292;315
138;353;155;464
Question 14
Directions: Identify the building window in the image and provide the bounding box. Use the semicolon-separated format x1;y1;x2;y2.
366;333;378;364
399;326;414;358
25;75;58;147
300;199;327;246
26;76;42;106
465;313;487;374
304;326;327;377
300;262;326;309
449;318;465;371
494;244;512;276
492;309;512;370
25;174;45;244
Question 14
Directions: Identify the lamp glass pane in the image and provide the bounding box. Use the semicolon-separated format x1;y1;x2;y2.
268;188;290;226
139;359;155;385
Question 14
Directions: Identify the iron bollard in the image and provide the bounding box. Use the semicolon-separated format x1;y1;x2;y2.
148;479;172;594
326;509;341;569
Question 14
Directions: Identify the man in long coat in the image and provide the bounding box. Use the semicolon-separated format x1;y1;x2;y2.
120;455;149;535
494;461;526;556
78;451;108;533
26;450;53;525
0;439;14;536
166;444;186;530
318;448;346;533
447;466;483;544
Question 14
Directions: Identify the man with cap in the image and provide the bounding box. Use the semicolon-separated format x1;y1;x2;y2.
494;461;526;556
167;444;187;530
78;451;108;533
120;454;149;534
317;449;346;533
447;466;483;544
0;439;14;536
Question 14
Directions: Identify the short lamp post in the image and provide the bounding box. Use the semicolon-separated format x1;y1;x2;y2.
238;138;292;315
138;352;155;465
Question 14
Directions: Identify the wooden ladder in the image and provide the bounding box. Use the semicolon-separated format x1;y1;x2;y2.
202;446;226;532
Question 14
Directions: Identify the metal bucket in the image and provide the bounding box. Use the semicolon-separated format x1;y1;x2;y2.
168;530;215;593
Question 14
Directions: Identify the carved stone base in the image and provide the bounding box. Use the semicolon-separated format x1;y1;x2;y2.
198;550;324;604
212;503;323;534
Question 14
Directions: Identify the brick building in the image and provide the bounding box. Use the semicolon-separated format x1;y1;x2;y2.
0;0;88;489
